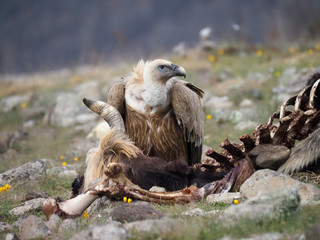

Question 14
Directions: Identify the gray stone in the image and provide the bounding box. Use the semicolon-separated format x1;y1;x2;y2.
205;95;234;110
247;71;269;83
74;81;101;100
46;214;61;232
87;196;111;215
0;222;12;232
206;192;241;204
234;120;258;131
48;92;97;128
219;232;284;240
239;98;254;108
9;198;46;216
19;215;51;240
0;159;50;185
240;169;320;203
124;217;181;236
182;208;204;217
58;219;77;233
0;132;14;153
58;169;78;178
0;94;30;113
25;190;49;201
222;188;300;226
5;233;19;240
109;202;165;223
70;222;126;240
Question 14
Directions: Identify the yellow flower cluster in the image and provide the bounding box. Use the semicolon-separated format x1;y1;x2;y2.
208;55;216;62
0;184;11;193
206;114;212;120
21;102;27;109
123;196;132;203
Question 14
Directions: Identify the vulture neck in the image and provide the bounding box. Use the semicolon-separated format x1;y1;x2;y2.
141;76;174;111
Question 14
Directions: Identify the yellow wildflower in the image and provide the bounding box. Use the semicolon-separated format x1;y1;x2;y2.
60;155;65;160
233;199;239;205
71;74;80;85
123;196;127;203
128;198;132;204
74;157;78;162
208;55;216;62
0;184;11;193
308;48;314;54
21;102;27;109
256;50;263;57
218;49;225;55
206;115;212;120
316;45;320;51
62;162;67;166
288;47;295;54
83;211;89;219
274;71;281;77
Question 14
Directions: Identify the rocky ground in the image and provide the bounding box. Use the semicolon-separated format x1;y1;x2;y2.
1;44;320;239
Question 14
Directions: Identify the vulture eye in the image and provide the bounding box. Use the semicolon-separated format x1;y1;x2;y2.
158;65;167;71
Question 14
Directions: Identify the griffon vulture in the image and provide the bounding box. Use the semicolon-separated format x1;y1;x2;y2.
107;59;204;166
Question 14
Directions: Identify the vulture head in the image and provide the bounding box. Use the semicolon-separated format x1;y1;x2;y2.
143;59;186;84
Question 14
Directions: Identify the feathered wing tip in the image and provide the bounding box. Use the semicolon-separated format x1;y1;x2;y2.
278;128;320;174
83;128;141;191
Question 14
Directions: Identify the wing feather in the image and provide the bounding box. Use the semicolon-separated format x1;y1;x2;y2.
107;81;126;119
170;81;204;165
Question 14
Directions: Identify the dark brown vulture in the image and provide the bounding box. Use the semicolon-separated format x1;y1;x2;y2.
107;59;204;166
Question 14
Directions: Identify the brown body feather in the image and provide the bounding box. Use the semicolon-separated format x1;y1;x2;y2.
125;105;187;161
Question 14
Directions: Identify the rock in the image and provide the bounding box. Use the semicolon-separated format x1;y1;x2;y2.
5;233;19;240
306;220;320;240
47;163;82;178
182;208;204;217
222;188;300;225
109;202;165;223
205;95;234;110
239;98;254;108
47;92;97;128
206;192;241;204
0;132;14;153
58;169;78;178
0;94;30;113
87;196;111;215
87;121;110;140
9;198;46;216
240;169;320;203
0;222;12;232
69;137;98;158
124;217;181;236
217;68;233;82
0;149;18;161
249;144;291;170
19;215;51;240
25;190;49;201
58;219;77;233
219;232;284;240
74;81;101;100
70;222;126;240
246;71;269;83
172;42;186;57
234;120;258;131
0;159;50;185
46;214;61;232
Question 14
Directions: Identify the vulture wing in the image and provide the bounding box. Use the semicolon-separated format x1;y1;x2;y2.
170;80;204;165
107;81;126;120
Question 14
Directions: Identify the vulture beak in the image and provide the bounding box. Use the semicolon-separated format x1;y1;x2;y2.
171;64;186;78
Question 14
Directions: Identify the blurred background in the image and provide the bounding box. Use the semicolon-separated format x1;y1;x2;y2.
1;0;320;73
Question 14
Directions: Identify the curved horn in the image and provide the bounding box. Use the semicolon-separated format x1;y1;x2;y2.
83;98;125;132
